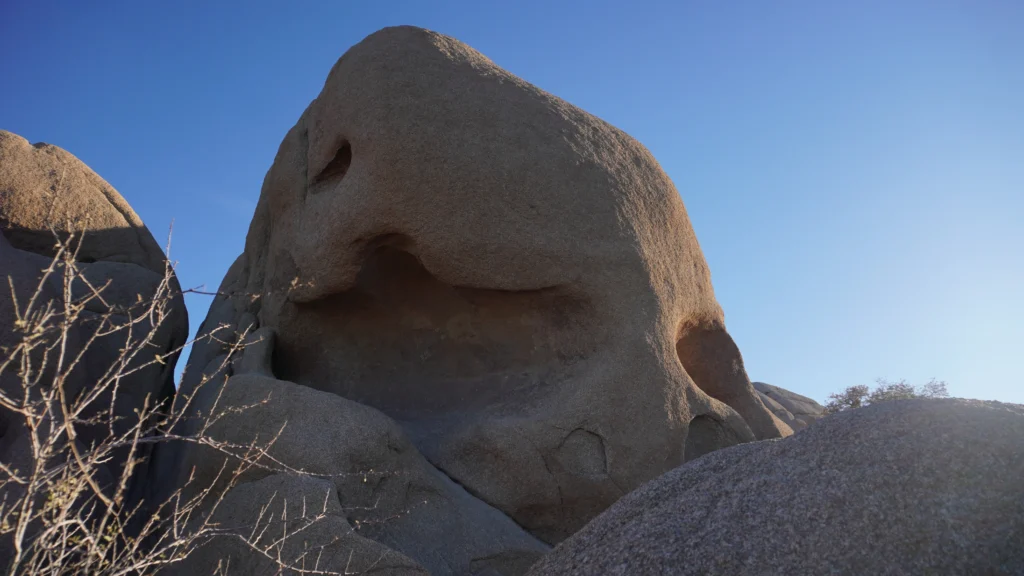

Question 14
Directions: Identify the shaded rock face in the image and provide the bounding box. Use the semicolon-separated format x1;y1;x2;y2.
752;381;826;431
0;131;188;522
177;473;430;576
172;25;789;573
169;337;548;576
527;399;1024;576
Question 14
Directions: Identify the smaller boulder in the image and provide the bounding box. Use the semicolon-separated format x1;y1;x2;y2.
752;381;825;430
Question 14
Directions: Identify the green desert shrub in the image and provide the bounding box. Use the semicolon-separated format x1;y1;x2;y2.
824;378;949;415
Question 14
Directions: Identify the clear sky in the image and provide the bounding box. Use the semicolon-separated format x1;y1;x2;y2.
2;1;1021;404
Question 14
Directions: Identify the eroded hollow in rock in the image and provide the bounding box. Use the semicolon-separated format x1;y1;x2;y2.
273;241;598;422
676;324;760;461
683;415;743;462
311;140;352;188
676;326;744;406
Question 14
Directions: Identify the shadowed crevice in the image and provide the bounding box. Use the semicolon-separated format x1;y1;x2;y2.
675;324;787;440
273;242;595;422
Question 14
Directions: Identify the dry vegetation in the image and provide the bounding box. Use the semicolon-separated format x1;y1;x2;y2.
824;378;949;415
0;230;365;575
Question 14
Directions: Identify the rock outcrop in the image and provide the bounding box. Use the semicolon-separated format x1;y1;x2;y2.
0;129;188;454
0;130;188;560
178;473;430;576
168;24;789;574
752;381;826;431
0;131;174;273
527;399;1024;575
169;332;548;575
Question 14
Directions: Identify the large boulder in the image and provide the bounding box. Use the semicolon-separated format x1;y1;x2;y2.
181;20;786;542
169;25;792;572
752;381;826;431
527;399;1024;575
0;130;188;395
0;131;188;520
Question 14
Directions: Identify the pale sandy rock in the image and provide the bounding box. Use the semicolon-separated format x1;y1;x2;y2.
167;24;797;572
210;25;789;547
0;130;170;273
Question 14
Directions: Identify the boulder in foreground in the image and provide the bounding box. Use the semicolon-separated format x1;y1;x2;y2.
527;399;1024;575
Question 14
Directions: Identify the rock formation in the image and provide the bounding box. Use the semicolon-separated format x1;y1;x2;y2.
168;25;790;575
527;399;1024;575
752;381;826;431
5;25;1020;576
0;131;175;273
0;129;188;455
0;130;188;559
173;334;548;575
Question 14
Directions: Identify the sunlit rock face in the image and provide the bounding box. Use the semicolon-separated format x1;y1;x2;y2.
174;25;790;573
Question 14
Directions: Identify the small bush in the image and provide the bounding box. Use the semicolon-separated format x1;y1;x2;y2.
824;378;949;415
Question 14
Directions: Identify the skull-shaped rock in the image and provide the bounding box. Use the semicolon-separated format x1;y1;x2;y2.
218;26;790;545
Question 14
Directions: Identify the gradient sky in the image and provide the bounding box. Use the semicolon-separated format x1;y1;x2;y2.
2;1;1021;404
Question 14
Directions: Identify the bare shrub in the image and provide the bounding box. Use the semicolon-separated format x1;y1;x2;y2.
0;229;364;575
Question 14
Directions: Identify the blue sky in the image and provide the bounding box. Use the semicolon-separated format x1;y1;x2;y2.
2;1;1021;404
